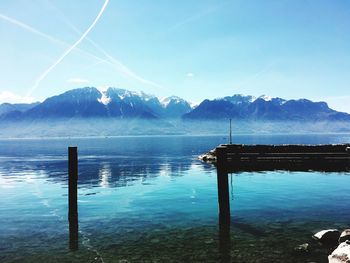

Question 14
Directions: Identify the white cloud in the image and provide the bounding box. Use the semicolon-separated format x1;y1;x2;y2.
67;78;89;84
187;72;194;78
0;91;36;104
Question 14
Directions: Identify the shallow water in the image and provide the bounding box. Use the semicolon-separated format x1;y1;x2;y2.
1;134;350;262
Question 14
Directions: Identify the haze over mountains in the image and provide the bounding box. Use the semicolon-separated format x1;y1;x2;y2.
0;87;349;121
0;102;40;116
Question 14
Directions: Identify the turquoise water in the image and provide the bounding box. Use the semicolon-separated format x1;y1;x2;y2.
1;134;350;262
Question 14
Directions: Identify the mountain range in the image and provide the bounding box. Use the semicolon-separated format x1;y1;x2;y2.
1;87;349;121
183;95;350;121
0;87;192;120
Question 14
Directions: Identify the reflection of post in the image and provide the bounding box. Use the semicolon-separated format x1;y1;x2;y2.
216;146;231;262
219;221;231;262
216;146;230;224
68;146;78;251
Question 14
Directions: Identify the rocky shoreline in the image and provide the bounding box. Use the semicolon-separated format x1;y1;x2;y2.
300;228;350;262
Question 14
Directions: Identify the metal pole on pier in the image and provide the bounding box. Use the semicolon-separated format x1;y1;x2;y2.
68;146;78;250
229;119;232;145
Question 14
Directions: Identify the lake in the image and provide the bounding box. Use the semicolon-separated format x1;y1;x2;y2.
1;134;350;262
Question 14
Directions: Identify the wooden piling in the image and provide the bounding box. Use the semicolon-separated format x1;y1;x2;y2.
219;220;231;262
216;146;230;225
68;146;78;250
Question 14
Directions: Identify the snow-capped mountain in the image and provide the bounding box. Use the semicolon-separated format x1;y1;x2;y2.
222;94;256;105
0;87;193;120
1;88;349;121
160;96;192;118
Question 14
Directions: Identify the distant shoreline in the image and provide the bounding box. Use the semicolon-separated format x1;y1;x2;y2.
0;132;350;140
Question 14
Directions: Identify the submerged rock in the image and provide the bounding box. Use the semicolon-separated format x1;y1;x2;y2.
204;238;214;244
313;229;341;245
339;230;350;244
328;241;350;263
293;243;309;254
150;238;160;244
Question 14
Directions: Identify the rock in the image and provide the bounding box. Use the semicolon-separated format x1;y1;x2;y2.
150;238;160;244
198;149;217;163
200;154;216;162
313;229;341;245
294;243;309;254
339;230;350;244
328;241;350;263
204;239;214;244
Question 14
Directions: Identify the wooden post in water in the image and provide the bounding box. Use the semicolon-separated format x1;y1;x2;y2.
68;146;78;250
216;146;230;225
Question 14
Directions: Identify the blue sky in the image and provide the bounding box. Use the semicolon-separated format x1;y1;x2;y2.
0;0;350;112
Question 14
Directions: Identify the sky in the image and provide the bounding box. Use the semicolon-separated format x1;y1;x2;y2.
0;0;350;112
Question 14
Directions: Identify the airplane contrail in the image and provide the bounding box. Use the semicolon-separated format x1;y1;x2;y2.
0;13;66;47
0;13;109;64
1;1;164;93
86;39;164;89
234;61;277;88
46;0;164;90
26;0;110;97
169;1;230;31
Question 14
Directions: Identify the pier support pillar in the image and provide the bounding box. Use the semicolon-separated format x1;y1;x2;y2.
216;146;231;262
216;146;230;225
68;146;78;250
219;220;231;262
